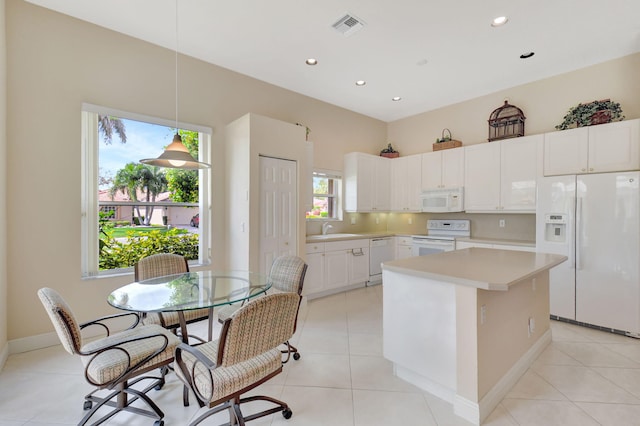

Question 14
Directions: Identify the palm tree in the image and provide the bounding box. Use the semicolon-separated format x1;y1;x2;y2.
98;115;127;144
138;166;168;225
110;163;144;222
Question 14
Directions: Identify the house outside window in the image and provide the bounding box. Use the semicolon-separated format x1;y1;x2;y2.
306;171;342;220
81;104;211;278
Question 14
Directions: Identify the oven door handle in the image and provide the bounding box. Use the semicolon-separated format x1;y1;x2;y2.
412;239;454;247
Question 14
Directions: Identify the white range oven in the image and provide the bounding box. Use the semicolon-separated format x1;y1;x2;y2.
411;219;470;256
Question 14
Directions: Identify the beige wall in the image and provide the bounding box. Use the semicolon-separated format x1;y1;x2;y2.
388;53;640;154
4;0;385;343
0;0;8;357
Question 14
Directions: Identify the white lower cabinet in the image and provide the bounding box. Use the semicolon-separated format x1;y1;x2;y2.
456;240;536;252
395;236;414;259
305;239;370;299
325;249;350;290
304;243;325;296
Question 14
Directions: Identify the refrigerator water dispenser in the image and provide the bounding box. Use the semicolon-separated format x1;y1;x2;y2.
544;214;567;242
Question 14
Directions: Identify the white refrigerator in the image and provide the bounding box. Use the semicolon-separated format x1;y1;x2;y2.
536;171;640;335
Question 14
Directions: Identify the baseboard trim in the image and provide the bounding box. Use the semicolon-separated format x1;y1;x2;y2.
393;364;456;404
305;282;366;300
0;343;8;371
9;331;61;355
453;329;552;425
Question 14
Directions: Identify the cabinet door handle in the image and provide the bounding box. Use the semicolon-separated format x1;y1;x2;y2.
351;248;365;256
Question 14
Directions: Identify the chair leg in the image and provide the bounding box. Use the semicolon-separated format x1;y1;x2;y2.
280;341;301;363
78;375;166;426
188;401;231;426
238;394;292;422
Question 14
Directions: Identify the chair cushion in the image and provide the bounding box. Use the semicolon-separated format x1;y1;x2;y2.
142;308;210;328
270;256;306;294
81;324;180;386
177;340;282;403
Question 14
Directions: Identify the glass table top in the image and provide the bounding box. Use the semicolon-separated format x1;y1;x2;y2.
107;270;271;313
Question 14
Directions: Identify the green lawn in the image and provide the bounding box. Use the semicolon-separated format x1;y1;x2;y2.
107;226;188;238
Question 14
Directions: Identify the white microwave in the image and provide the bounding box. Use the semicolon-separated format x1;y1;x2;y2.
420;188;464;213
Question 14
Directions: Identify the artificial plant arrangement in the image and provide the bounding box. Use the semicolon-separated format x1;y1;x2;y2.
555;99;624;130
380;143;399;158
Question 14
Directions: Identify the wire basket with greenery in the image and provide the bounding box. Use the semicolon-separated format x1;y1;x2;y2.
555;99;624;130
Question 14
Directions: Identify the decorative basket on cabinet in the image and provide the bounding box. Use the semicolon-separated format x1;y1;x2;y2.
433;128;462;151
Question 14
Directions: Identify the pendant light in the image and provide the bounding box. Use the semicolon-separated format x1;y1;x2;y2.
141;0;210;170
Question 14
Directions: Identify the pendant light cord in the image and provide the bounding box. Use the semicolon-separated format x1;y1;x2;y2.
175;0;179;134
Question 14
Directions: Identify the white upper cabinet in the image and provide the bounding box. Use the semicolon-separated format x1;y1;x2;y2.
344;152;390;212
421;147;464;190
391;154;422;212
373;157;391;211
464;142;501;211
500;134;543;211
544;119;640;176
464;134;542;212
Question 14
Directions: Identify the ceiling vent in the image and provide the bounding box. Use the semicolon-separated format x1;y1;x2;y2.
332;13;365;37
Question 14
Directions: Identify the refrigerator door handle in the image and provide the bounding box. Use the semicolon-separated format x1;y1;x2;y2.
570;196;577;269
576;197;582;270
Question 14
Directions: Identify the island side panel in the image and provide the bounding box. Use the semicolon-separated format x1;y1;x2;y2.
477;272;550;399
382;269;457;401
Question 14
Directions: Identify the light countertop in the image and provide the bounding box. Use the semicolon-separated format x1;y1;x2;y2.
456;237;535;247
382;247;566;291
306;232;394;242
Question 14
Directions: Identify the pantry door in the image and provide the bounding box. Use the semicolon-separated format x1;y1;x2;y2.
259;156;297;275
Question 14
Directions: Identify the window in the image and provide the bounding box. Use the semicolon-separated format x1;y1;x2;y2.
306;170;342;220
81;104;211;277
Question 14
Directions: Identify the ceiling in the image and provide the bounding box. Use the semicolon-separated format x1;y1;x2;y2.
25;0;640;122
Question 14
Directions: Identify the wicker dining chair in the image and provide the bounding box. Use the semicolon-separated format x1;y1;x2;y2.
175;292;301;425
217;255;307;362
37;287;180;426
135;253;213;343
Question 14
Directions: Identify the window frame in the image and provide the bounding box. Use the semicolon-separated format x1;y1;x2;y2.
81;103;212;278
306;169;343;221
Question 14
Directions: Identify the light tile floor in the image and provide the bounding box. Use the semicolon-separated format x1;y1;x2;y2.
3;285;640;425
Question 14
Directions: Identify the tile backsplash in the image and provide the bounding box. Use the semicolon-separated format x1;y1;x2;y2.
307;212;535;242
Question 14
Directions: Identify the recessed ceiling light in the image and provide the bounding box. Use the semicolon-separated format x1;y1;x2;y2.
392;96;402;102
305;58;318;66
491;16;508;27
355;80;366;86
520;52;535;59
416;59;429;66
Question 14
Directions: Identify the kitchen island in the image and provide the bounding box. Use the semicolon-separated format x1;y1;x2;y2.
382;248;566;425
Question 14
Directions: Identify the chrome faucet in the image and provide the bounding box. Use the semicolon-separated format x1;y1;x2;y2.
322;222;334;235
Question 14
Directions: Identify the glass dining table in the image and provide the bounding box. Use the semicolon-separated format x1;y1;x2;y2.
107;270;271;343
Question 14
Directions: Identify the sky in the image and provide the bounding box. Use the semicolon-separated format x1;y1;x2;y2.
99;118;176;189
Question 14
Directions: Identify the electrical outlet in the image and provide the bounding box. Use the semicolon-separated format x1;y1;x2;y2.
351;217;356;225
408;217;413;225
528;317;535;337
480;305;487;325
499;219;505;228
375;217;379;225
